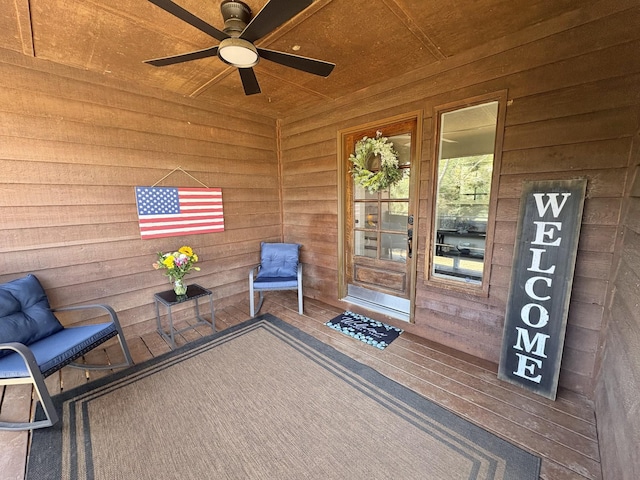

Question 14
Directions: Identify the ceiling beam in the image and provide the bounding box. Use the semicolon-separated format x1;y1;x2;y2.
382;0;447;61
13;0;34;56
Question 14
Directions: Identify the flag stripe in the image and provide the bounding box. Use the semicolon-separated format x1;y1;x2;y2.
135;186;224;239
139;219;224;228
140;225;225;234
179;204;222;208
139;213;222;220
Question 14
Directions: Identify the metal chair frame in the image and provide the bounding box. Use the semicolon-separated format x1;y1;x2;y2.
0;304;133;430
249;264;303;317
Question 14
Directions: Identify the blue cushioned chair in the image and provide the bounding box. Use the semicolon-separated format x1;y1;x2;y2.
249;242;303;317
0;274;133;430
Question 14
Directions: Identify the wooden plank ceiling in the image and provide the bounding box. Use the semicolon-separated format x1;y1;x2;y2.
3;0;581;118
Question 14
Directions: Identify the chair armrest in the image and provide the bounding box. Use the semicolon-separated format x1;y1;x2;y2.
53;303;121;327
249;265;261;282
52;303;133;369
0;342;31;355
0;342;39;380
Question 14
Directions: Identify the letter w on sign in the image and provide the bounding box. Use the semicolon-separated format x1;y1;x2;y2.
135;186;224;239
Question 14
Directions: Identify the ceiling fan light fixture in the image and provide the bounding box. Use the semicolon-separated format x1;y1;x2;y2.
145;0;335;96
217;38;259;68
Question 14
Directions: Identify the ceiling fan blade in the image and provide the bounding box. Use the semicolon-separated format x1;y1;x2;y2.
149;0;229;42
238;68;261;95
240;0;312;43
257;48;335;77
145;46;219;66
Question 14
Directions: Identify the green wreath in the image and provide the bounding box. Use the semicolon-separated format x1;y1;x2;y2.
349;131;404;193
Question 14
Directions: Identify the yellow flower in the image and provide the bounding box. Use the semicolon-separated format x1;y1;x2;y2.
154;247;199;280
162;255;175;268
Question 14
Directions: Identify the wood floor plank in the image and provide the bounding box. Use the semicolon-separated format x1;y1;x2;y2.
140;329;172;357
211;307;236;330
0;385;30;480
81;348;114;382
385;346;599;457
394;334;596;425
125;336;154;365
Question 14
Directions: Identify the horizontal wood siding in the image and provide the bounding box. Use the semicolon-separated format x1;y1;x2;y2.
279;4;640;397
0;48;279;336
595;144;640;480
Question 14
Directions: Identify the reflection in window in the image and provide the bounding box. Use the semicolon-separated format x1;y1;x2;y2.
354;203;378;230
432;102;498;285
381;233;406;262
354;230;377;258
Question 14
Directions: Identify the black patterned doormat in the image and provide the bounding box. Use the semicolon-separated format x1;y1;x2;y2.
325;311;403;350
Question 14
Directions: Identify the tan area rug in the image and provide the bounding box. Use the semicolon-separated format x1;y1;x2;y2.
28;314;540;479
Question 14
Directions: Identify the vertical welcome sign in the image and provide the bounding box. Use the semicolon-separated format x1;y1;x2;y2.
498;179;587;400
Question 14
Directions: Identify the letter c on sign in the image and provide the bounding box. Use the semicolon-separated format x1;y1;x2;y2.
524;276;552;301
521;303;549;328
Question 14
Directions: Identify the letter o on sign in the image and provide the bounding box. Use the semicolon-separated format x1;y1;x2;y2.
520;303;549;328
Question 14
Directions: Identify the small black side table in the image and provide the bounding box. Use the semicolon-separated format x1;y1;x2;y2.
154;283;215;349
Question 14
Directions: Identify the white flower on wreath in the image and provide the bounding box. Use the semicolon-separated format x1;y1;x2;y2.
348;131;404;193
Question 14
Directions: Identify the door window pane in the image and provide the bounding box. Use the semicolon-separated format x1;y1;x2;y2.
381;233;407;262
354;230;377;258
355;184;378;200
383;175;410;200
354;203;378;229
381;202;408;232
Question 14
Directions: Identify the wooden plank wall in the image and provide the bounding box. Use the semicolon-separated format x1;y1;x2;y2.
594;153;640;480
0;48;280;338
279;2;640;397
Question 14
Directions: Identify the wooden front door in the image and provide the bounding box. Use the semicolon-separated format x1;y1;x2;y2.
344;118;418;307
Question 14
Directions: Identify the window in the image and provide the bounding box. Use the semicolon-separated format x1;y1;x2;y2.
429;100;502;289
353;133;411;264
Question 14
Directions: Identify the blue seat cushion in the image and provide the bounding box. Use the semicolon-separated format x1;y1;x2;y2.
0;323;118;378
257;243;300;278
253;277;299;290
0;275;63;350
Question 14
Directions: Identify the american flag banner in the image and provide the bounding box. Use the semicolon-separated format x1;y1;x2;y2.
135;186;224;239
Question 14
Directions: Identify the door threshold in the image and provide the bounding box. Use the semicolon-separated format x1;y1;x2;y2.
342;285;410;323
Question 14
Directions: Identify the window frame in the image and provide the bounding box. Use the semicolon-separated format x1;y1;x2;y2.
425;91;508;296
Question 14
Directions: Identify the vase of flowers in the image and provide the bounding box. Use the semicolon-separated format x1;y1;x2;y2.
172;278;187;296
153;246;200;297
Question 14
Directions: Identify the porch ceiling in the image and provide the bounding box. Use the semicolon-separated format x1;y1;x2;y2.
3;0;582;118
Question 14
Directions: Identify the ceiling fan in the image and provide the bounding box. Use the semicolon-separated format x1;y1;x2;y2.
145;0;335;95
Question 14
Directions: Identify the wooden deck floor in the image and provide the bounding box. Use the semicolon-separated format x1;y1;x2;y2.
0;292;601;480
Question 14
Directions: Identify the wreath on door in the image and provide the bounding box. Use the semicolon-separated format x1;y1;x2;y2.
349;131;403;193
